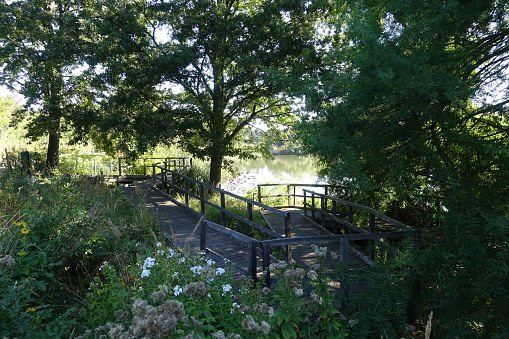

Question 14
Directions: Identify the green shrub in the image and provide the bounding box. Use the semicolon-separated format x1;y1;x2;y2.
0;173;159;337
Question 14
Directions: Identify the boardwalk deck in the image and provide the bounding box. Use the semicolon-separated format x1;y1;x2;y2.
261;207;369;269
119;181;261;279
120;182;373;296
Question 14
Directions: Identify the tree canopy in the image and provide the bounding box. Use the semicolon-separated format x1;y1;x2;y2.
0;0;89;170
298;0;509;335
75;0;326;186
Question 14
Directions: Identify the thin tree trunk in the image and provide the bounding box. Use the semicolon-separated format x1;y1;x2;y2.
45;122;60;171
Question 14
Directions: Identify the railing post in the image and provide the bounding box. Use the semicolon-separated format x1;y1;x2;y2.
348;206;354;234
200;185;205;215
171;171;176;196
184;180;189;206
247;202;253;238
143;158;146;175
262;243;271;288
311;192;316;221
369;213;375;260
320;196;326;228
257;185;261;204
332;200;338;234
340;235;349;309
287;184;291;206
220;192;226;226
200;220;207;252
118;158;122;176
293;185;296;207
164;169;168;194
284;213;292;262
152;164;156;185
248;241;258;283
304;190;307;217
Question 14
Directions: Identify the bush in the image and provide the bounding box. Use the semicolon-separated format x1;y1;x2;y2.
0;173;159;337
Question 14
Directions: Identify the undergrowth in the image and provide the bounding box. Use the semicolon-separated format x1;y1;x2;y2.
0;172;419;338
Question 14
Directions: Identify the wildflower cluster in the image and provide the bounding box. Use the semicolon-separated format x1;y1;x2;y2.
81;234;360;339
311;243;327;258
14;220;30;235
0;255;15;267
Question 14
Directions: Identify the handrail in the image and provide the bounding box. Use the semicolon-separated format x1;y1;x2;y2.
119;157;192;176
152;163;292;259
302;189;417;233
257;183;348;206
201;220;260;282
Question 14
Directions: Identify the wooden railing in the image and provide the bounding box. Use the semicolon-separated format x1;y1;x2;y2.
151;169;419;297
256;183;348;207
302;189;420;260
151;164;294;262
200;219;261;281
119;157;192;176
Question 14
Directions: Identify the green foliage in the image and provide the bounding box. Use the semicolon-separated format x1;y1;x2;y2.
297;0;509;336
0;173;159;337
77;0;327;186
79;243;353;338
0;1;92;169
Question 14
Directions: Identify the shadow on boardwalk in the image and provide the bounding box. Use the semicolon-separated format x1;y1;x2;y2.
119;181;256;280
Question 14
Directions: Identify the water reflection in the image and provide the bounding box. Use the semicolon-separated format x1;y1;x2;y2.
227;155;322;184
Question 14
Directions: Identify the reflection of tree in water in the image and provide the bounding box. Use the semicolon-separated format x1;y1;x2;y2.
236;155;319;183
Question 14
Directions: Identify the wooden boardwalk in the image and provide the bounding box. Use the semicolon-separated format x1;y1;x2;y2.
120;182;372;294
119;181;262;279
261;207;369;269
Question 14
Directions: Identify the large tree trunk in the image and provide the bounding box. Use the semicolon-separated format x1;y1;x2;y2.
209;152;223;188
45;120;60;171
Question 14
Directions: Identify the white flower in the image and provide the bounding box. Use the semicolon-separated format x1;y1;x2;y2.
216;267;226;276
174;285;183;296
99;261;109;271
142;257;156;270
178;257;185;263
294;288;303;297
190;265;202;275
307;270;318;281
224;258;230;263
230;302;240;314
222;284;232;296
200;250;207;256
173;272;178;278
141;269;151;278
156;242;162;247
167;249;176;258
157;249;165;255
206;259;216;266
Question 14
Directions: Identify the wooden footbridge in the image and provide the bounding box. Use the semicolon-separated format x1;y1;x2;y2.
119;162;420;304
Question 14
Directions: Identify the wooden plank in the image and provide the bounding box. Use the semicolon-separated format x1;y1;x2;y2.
204;220;260;245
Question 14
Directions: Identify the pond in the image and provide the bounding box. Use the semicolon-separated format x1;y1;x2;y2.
225;155;322;184
219;155;326;195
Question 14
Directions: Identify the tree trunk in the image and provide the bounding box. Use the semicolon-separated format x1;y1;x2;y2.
209;152;223;188
45;121;60;171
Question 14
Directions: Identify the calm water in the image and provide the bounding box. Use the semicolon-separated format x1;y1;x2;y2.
224;155;322;184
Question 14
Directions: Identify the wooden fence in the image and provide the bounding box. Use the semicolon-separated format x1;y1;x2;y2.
151;166;419;296
151;163;293;262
